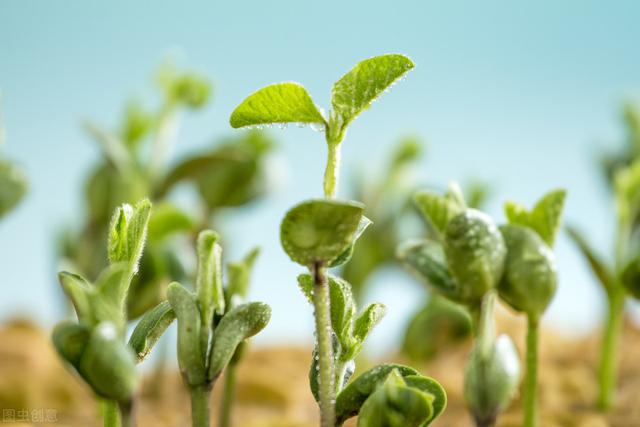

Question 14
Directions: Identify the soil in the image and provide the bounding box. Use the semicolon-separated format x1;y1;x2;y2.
1;306;639;427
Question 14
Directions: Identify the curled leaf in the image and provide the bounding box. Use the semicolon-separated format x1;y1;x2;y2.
128;300;176;363
404;375;447;424
196;230;224;329
58;272;93;324
52;321;90;368
280;199;366;266
208;302;271;380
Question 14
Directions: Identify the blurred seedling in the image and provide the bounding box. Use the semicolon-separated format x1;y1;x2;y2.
0;98;27;219
167;230;270;427
567;103;640;410
230;54;446;427
399;184;520;427
499;189;566;426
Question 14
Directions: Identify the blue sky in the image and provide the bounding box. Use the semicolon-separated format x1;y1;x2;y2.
1;0;640;351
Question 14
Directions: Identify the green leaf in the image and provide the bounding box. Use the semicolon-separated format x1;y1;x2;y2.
330;54;414;138
0;159;27;218
167;282;206;386
444;210;506;305
463;334;520;426
414;188;466;240
404;375;448;425
52;321;90;368
357;370;434;427
58;271;93;324
352;303;386;347
157;64;211;108
498;225;558;319
335;364;420;425
94;263;130;326
147;203;194;243
208;302;271;380
226;247;260;306
504;189;566;247
280;199;366;266
328;276;357;352
107;199;152;274
397;239;460;302
128;300;176;362
565;225;617;295
621;256;640;299
196;230;225;330
230;83;326;129
328;216;373;268
79;322;139;402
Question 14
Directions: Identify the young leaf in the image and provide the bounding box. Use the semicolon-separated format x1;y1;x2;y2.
330;54;414;136
498;224;557;320
128;300;176;362
107;199;152;274
444;210;506;305
329;216;373;267
230;83;326;129
196;230;225;330
404;375;448;424
79;322;139;402
226;247;260;306
281;199;366;266
207;302;271;380
167;282;206;386
352;303;386;346
335;364;419;425
94;263;129;321
397;239;460;302
58;272;93;324
504;189;566;247
565;225;617;295
0;159;27;218
357;371;434;427
147;203;194;243
414;189;466;240
52;321;90;368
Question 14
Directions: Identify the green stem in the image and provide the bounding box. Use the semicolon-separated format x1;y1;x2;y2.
598;290;625;410
218;364;237;427
190;384;212;427
323;143;341;198
312;262;336;427
101;400;121;427
118;401;134;427
523;317;539;427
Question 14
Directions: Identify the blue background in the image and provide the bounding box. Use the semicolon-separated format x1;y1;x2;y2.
1;0;640;351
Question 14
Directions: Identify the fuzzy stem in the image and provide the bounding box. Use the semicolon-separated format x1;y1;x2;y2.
101;400;121;427
312;262;336;427
190;384;212;427
598;290;625;410
218;365;237;427
323;143;341;198
524;317;539;427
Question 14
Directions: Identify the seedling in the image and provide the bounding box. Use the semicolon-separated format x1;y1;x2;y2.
167;230;271;427
567;104;640;410
399;184;520;427
0;104;27;218
499;189;566;427
53;199;177;426
231;54;445;427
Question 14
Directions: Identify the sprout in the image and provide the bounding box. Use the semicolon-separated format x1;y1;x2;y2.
230;54;445;427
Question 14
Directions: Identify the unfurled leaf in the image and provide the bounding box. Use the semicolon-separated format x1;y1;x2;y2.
414;189;465;239
335;364;419;425
504;189;566;247
58;272;93;324
330;54;414;137
464;335;520;427
444;210;506;305
404;375;447;424
52;321;90;368
196;230;224;330
329;216;372;268
208;302;271;380
79;322;139;402
280;199;366;266
566;225;616;295
352;303;385;347
0;159;27;218
498;225;557;319
167;282;205;386
397;239;460;302
128;300;176;362
230;83;326;129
